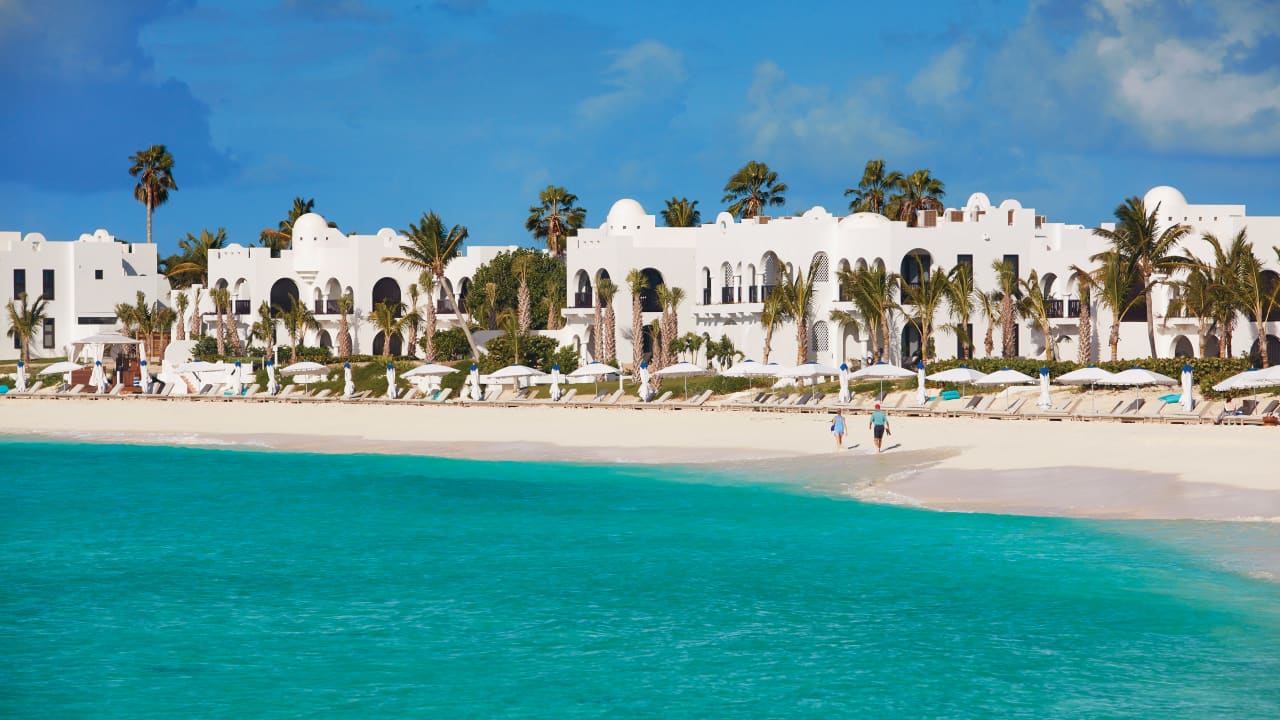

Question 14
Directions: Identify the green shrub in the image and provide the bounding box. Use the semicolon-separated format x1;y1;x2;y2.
428;328;471;362
480;335;578;375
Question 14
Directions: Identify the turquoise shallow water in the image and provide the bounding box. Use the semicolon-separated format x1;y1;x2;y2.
2;440;1279;718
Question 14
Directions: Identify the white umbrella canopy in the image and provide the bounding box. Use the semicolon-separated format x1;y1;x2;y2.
1055;365;1116;414
39;361;84;376
1213;366;1280;392
266;360;280;396
1100;368;1178;387
232;361;245;396
71;333;143;363
489;364;549;381
915;362;927;405
467;364;483;400
549;364;563;401
838;363;851;403
280;361;328;376
1038;367;1052;410
926;367;989;383
569;361;620;378
655;361;709;400
637;361;655;402
139;360;151;394
779;362;842;379
402;363;461;378
848;361;917;398
974;368;1037;386
90;360;107;394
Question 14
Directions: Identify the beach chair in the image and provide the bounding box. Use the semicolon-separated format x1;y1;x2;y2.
431;387;452;403
483;387;504;403
108;384;124;396
12;380;43;396
1023;397;1078;420
948;394;989;416
650;390;673;405
979;397;1026;419
555;388;575;404
56;384;85;397
1073;400;1125;421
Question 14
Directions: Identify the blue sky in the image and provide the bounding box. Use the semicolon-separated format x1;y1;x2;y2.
2;0;1278;256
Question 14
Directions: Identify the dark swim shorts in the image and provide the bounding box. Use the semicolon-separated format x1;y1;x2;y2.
873;425;885;439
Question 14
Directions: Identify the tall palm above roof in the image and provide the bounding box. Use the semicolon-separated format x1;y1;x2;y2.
386;211;479;360
128;144;177;244
259;197;336;251
844;159;903;215
525;186;587;258
661;197;702;227
166;228;227;288
722;161;787;220
1091;197;1191;358
889;169;945;226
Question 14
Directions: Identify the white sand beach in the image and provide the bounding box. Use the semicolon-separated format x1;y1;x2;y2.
1;397;1278;521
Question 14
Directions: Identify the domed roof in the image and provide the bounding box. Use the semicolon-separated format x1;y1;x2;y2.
998;198;1022;211
964;192;992;210
606;198;646;226
1143;186;1186;212
841;212;891;227
292;212;330;241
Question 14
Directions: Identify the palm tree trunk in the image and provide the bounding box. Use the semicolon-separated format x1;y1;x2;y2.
880;310;891;362
1109;309;1121;362
423;303;436;361
763;324;775;365
593;302;603;363
1001;296;1015;358
1196;323;1207;358
1144;285;1158;358
441;278;479;359
1042;320;1052;361
1077;295;1092;364
796;316;808;365
518;280;531;336
338;311;351;357
215;304;226;356
174;307;186;341
188;290;202;339
631;296;643;370
146;190;154;245
604;304;616;363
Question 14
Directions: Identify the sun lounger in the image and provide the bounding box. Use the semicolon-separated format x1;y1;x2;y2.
650;390;673;405
1073;400;1125;421
9;380;43;396
1022;397;1079;419
979;397;1026;418
55;384;86;396
949;394;991;416
108;384;124;396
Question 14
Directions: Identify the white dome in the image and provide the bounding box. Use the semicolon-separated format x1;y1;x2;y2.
841;212;891;227
606;198;646;225
964;192;992;210
801;206;830;219
1143;186;1187;212
292;212;330;242
998;198;1022;211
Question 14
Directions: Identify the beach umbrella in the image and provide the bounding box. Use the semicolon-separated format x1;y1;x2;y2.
266;359;279;396
1055;365;1115;413
14;361;25;393
467;364;482;401
549;364;562;401
780;362;842;384
232;361;244;396
90;360;108;394
385;363;398;399
1213;366;1280;392
1038;367;1051;410
1180;364;1194;412
1100;366;1178;408
39;361;83;387
638;361;654;402
974;367;1036;409
848;361;917;397
926;365;987;398
655;360;709;400
402;363;460;378
838;363;851;404
282;361;328;392
569;361;619;396
488;364;549;381
916;361;927;405
343;362;354;399
139;360;150;394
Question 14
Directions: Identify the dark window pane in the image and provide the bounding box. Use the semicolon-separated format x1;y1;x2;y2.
43;269;55;300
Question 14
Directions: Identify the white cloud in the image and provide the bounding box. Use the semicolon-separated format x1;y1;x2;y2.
909;42;972;108
576;40;687;125
741;61;918;168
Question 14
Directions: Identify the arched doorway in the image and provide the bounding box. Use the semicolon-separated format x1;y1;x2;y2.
457;278;472;311
1205;335;1221;358
373;332;403;357
639;268;664;312
371;277;402;313
1171;335;1194;358
899;250;932;289
1249;334;1280;367
270;278;300;314
573;270;593;308
317;330;333;350
901;325;922;366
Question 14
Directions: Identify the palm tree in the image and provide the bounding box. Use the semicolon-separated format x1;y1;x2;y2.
128;144;178;244
943;263;977;359
165;228;227;288
187;287;203;339
1091;197;1192;357
1233;232;1278;367
525;186;587;258
592;277;604;362
259;197;324;251
779;259;820;365
416;274;436;361
1018;270;1055;361
655;284;686;368
838;264;899;362
844;159;903;215
900;261;950;363
1090;252;1144;361
975;290;999;358
209;286;229;356
760;292;786;365
173;292;189;341
1069;265;1095;364
889;169;945;226
404;283;422;359
367;301;407;359
279;301;319;363
626;268;649;370
250;301;275;358
512;254;533;336
1187;231;1250;358
722;161;787;219
336;291;354;358
598;278;619;364
387;211;480;359
115;291;172;359
482;281;499;330
497;309;522;364
661;197;702;227
1165;266;1215;358
543;271;565;331
991;259;1020;357
6;293;47;364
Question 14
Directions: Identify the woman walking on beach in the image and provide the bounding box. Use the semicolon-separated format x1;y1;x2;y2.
830;411;846;450
869;403;891;453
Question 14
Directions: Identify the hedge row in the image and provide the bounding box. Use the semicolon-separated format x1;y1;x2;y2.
926;356;1255;398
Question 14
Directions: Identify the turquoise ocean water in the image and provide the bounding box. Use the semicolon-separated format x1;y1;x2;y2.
2;439;1279;718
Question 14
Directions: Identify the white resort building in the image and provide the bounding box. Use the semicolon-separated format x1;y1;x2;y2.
193;212;517;357
1;229;168;362
561;186;1280;368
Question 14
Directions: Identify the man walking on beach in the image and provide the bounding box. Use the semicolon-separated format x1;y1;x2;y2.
869;403;890;453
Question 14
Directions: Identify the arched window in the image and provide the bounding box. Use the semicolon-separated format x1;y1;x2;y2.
371;277;402;316
701;267;711;305
639;268;664;312
317;330;333;349
811;252;830;283
721;262;736;304
901;325;922;365
457;278;472;310
269;278;300;314
574;270;592;308
761;253;781;302
899;250;932;287
1171;335;1193;358
812;321;829;352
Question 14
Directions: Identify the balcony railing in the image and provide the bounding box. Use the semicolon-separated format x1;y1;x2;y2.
1046;299;1082;319
761;284;778;302
1068;299;1081;318
233;300;251;315
573;290;594;309
703;288;712;305
748;286;759;303
314;299;339;315
721;287;735;304
1047;299;1064;318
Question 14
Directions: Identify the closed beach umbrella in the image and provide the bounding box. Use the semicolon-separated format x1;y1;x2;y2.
232;361;244;396
974;367;1036;410
91;360;107;394
1055;365;1115;413
549;364;562;401
638;361;653;402
926;365;987;397
15;361;26;392
838;363;851;404
916;361;927;405
849;361;917;397
266;359;279;396
139;360;150;394
1180;364;1194;412
386;363;397;399
1038;367;1051;410
467;364;482;401
655;360;709;400
343;362;354;399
